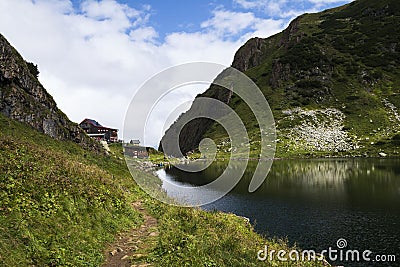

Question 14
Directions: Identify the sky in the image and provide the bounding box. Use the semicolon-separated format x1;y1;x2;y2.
0;0;352;148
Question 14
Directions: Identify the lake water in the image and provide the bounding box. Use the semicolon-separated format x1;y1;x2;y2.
156;159;400;266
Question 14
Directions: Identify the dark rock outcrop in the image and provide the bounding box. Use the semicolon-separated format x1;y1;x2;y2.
0;34;102;152
159;0;400;157
159;81;232;156
231;37;267;72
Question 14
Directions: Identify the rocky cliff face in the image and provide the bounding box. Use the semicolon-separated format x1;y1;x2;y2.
160;0;400;157
159;80;232;155
0;34;101;152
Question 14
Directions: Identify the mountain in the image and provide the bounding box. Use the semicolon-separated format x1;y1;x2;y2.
160;0;400;158
0;34;101;152
0;36;318;266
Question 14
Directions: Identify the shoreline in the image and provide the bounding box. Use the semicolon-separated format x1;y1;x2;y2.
146;154;399;167
131;157;334;266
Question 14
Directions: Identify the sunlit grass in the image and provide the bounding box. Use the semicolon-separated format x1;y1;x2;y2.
0;114;326;266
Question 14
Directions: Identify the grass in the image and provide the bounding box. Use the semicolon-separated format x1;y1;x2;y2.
0;114;143;266
0;113;327;266
3;2;399;265
187;0;400;159
144;3;400;161
148;148;166;163
144;197;323;267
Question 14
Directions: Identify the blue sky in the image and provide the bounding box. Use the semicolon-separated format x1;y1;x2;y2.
67;0;221;38
128;0;217;36
66;0;352;41
0;0;352;147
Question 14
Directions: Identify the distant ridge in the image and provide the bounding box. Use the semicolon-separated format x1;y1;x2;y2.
160;0;400;158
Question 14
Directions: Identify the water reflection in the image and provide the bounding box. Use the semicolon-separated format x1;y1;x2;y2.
157;158;400;266
159;159;400;208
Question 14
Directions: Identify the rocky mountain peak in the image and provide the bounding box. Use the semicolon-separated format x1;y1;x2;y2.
0;34;102;152
232;37;267;72
160;0;400;158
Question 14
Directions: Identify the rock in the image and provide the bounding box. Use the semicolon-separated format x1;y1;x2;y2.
238;215;250;225
110;249;118;256
121;255;129;260
100;140;110;152
379;152;387;157
158;83;232;156
232;37;267;72
157;3;400;158
117;247;124;252
0;34;103;153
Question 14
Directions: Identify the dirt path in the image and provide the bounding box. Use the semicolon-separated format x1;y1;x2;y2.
102;201;158;267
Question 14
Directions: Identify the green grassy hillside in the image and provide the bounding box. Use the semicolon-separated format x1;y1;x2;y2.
0;113;143;266
0;114;325;266
161;0;400;159
247;0;400;158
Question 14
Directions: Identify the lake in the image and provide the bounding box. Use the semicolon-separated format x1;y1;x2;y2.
156;158;400;266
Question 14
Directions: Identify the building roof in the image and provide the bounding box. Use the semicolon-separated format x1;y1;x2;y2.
83;118;102;127
80;118;118;132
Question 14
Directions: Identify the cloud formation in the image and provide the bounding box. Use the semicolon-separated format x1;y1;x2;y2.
233;0;352;17
0;0;286;147
201;9;284;40
0;0;349;147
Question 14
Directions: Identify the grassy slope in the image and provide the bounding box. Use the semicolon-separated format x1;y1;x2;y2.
0;114;324;266
201;0;400;159
0;114;143;266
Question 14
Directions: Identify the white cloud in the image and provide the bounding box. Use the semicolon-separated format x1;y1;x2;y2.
233;0;353;17
201;9;284;40
234;0;265;9
80;0;152;30
129;27;158;43
201;10;257;37
245;18;287;39
0;0;285;147
308;0;351;3
233;0;289;17
308;0;353;9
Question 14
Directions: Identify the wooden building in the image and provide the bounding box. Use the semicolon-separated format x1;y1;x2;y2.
123;145;149;159
79;118;118;143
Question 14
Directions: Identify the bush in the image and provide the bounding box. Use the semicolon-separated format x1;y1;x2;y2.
393;134;400;141
296;79;323;89
26;61;39;78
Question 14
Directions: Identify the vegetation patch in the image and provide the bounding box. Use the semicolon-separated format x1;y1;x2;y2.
0;114;328;266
